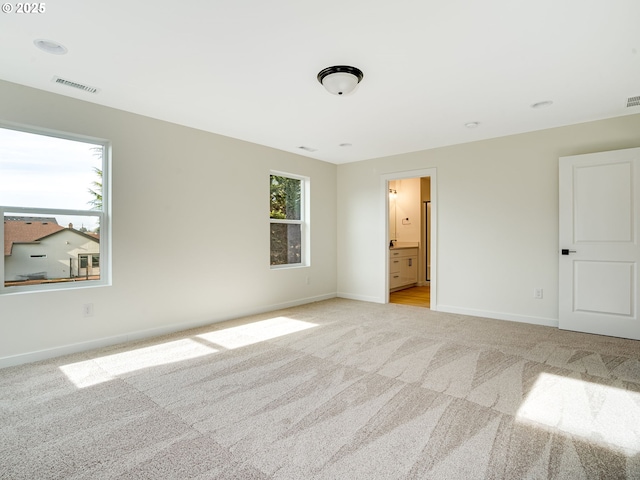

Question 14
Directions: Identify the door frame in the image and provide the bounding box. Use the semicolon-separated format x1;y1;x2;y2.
382;168;437;309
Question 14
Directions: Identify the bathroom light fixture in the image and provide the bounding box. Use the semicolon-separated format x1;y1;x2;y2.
34;39;68;55
389;189;397;197
317;66;364;96
465;122;480;129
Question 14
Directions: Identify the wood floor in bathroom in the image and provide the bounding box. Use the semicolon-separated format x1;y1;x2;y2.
389;285;430;308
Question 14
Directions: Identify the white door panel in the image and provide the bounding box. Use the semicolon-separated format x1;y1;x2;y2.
559;147;640;340
574;162;632;242
574;261;633;316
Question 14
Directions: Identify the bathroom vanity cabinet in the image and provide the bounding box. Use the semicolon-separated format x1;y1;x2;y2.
389;247;418;290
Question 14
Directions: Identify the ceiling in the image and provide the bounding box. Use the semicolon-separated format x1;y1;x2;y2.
1;0;639;164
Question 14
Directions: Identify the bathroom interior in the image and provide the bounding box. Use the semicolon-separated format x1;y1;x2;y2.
388;176;431;308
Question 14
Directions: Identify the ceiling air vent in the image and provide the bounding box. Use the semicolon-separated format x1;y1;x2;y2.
627;96;640;108
297;146;318;152
52;76;100;94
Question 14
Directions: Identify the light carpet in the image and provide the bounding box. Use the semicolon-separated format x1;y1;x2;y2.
1;299;639;479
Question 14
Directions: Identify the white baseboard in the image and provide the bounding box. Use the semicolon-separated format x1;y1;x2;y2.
261;293;337;312
336;292;385;304
1;295;560;369
437;305;559;328
0;292;338;369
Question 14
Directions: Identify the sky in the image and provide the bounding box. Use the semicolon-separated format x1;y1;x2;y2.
0;127;103;231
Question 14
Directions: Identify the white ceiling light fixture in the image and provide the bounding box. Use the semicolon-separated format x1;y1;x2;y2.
34;39;68;55
465;122;480;129
317;65;364;96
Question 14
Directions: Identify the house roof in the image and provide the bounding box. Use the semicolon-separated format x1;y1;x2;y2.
36;227;101;244
4;217;65;256
4;217;98;256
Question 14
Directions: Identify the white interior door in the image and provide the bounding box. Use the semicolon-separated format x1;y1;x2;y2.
559;147;640;340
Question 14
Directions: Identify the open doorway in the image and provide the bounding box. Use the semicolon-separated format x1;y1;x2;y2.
384;168;437;309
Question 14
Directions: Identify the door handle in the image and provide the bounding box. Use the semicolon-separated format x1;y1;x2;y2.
561;249;577;255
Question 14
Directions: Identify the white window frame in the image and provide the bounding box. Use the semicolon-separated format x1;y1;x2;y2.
269;171;310;269
0;122;111;294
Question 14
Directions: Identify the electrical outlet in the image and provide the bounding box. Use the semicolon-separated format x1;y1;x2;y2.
82;303;94;317
534;288;543;299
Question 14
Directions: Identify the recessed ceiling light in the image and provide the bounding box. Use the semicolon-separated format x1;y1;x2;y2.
531;100;554;109
297;146;317;152
465;122;480;129
34;39;68;55
339;143;352;147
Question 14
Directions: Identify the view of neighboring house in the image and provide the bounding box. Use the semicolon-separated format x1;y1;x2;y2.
4;216;100;284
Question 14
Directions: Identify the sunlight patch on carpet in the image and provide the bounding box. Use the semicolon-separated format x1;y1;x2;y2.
197;316;318;350
60;339;218;388
516;372;640;456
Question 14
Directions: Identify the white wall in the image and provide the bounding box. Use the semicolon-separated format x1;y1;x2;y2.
0;80;337;366
394;178;421;243
337;113;640;325
2;77;639;365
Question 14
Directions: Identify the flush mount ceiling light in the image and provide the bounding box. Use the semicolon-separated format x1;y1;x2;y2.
34;39;68;55
317;65;364;96
465;122;480;129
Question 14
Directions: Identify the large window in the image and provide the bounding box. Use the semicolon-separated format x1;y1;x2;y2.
270;172;309;267
0;124;109;293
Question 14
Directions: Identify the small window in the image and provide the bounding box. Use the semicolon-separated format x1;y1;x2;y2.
0;125;109;293
269;173;309;267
